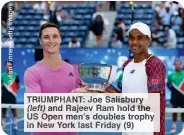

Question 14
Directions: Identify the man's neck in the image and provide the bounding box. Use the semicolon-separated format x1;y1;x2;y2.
6;71;11;75
133;53;151;63
42;52;62;68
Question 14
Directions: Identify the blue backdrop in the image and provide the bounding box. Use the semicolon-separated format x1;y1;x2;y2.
1;48;184;103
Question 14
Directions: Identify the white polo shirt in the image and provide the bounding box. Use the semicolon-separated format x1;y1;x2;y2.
122;58;154;135
122;59;148;93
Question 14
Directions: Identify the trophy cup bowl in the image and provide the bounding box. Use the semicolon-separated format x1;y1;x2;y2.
78;63;118;91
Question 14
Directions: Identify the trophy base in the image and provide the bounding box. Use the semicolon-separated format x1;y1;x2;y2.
88;84;105;91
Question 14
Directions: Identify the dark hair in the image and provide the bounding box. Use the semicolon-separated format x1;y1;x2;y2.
174;59;182;65
115;27;123;40
164;25;171;29
39;22;61;38
117;18;122;22
5;60;13;65
95;15;103;21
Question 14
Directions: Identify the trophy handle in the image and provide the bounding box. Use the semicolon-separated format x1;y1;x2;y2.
102;65;112;88
104;65;118;88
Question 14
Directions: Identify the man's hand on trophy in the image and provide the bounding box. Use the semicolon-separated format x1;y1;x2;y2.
71;81;89;93
71;87;89;93
81;81;88;88
80;81;101;93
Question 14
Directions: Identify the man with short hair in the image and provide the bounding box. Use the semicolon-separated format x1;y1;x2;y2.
164;25;177;48
122;22;166;135
159;5;172;26
167;60;184;133
171;11;182;31
24;22;88;135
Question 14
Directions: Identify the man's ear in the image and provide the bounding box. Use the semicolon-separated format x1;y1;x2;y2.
60;39;62;45
39;38;42;46
59;37;62;45
148;37;152;46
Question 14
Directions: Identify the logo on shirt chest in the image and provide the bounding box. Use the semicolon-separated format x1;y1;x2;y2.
130;70;135;74
69;72;74;77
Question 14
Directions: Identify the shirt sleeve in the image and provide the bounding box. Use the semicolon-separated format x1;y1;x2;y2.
167;74;175;90
24;70;41;93
146;57;166;135
122;59;132;71
146;58;166;94
167;74;171;84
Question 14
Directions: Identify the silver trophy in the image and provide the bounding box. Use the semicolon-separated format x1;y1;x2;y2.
78;63;118;91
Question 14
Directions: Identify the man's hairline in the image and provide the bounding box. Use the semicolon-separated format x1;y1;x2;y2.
39;26;61;39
